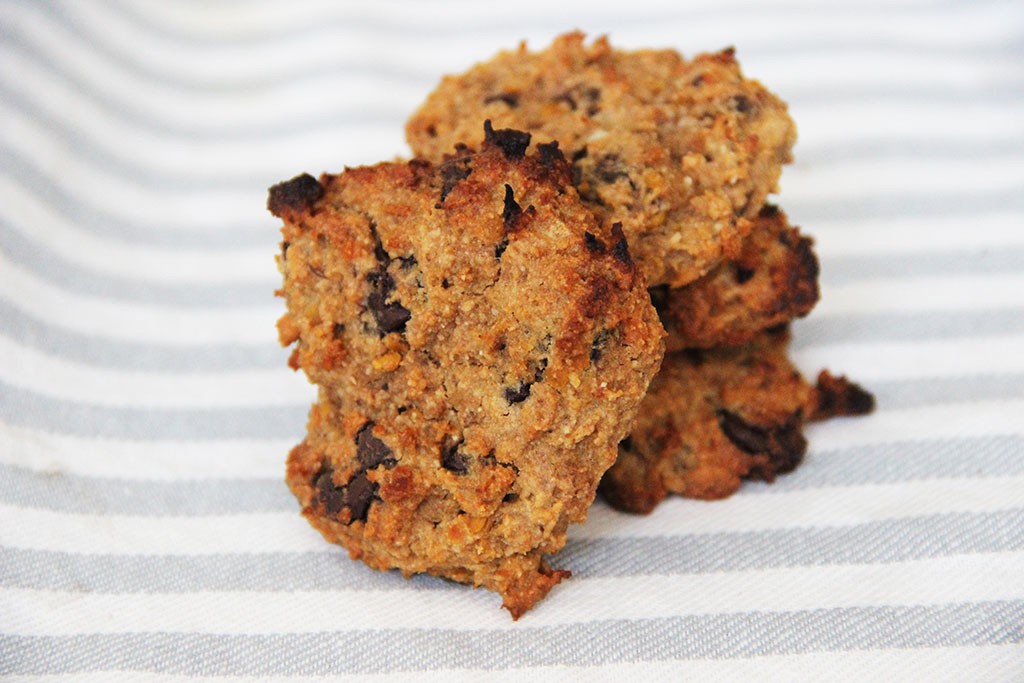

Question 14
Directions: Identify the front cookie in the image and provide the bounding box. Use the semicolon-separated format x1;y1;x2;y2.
272;126;665;617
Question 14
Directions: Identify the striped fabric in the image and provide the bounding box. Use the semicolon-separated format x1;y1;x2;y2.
2;0;1022;679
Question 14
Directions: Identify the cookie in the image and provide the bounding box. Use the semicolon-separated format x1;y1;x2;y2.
407;31;797;288
599;328;874;514
271;124;665;617
653;205;820;351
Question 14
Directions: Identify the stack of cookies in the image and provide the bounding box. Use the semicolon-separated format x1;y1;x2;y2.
271;32;873;619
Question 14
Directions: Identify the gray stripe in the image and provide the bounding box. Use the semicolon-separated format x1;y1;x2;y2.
0;299;284;371
0;380;306;440
822;247;1024;286
1;369;1021;438
0;463;293;515
776;434;1024;491
867;374;1024;410
792;308;1024;347
0;147;268;247
3;435;1019;516
1;601;1020;675
3;510;1020;593
0;221;273;308
563;509;1024;579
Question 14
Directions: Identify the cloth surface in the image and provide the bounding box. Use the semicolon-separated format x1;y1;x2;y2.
1;1;1022;679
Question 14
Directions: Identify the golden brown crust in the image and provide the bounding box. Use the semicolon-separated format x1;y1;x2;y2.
273;128;664;616
654;205;820;351
407;32;797;288
600;329;870;514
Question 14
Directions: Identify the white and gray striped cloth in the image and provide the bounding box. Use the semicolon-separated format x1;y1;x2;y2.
2;1;1022;680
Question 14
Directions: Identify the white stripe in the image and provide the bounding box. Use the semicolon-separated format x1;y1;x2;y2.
3;476;1021;554
789;101;1021;153
815;275;1024;315
786;157;1024;204
0;336;312;409
0;423;292;480
808;212;1024;257
3;552;1021;635
0;251;278;345
792;334;1024;380
801;399;1024;451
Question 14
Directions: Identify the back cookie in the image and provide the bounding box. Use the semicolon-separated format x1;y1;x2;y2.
407;31;797;287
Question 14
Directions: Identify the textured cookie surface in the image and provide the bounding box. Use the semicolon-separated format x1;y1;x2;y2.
407;31;797;287
272;127;664;617
600;329;874;514
654;205;819;351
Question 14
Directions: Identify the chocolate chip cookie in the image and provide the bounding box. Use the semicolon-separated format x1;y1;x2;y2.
407;31;797;288
271;124;665;617
653;205;820;351
599;328;874;514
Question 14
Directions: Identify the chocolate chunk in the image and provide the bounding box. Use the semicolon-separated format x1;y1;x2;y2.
537;141;565;168
590;329;612;362
483;120;531;160
583;232;605;254
770;421;807;473
552;86;601;115
731;94;753;114
367;268;411;335
495;238;509;259
344;472;377;523
314;467;345;516
332;323;345;338
734;265;755;284
484;93;519;107
717;410;808;477
504;382;532;404
502;184;523;230
281;241;290;258
440;437;469;475
595;154;629;184
356;421;396;469
716;409;771;454
370;225;391;264
610;223;632;266
267;173;323;217
439;157;472;202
